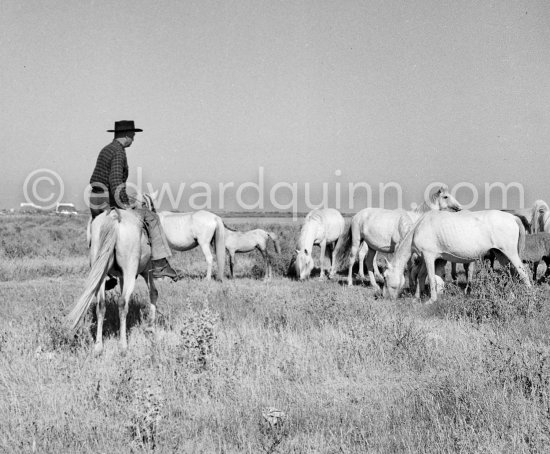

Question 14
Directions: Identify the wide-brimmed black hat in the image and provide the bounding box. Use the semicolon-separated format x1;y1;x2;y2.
107;120;143;133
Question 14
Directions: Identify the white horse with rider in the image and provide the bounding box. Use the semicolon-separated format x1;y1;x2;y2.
66;208;158;355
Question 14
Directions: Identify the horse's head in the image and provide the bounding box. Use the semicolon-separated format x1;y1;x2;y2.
294;248;314;280
382;259;405;300
432;185;462;212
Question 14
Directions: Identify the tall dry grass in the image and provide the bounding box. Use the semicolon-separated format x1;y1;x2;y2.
1;214;550;453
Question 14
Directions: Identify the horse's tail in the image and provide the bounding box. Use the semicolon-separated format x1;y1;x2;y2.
333;224;353;270
266;231;281;254
516;216;526;259
65;215;117;331
213;216;226;281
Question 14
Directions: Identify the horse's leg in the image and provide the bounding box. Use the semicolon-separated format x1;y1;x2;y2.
451;262;458;283
464;262;474;294
542;256;550;281
141;268;158;334
259;247;271;281
347;224;361;286
118;271;137;354
319;240;327;280
408;256;417;294
328;241;338;279
533;261;539;282
489;251;496;270
199;242;214;281
358;242;367;279
229;251;235;278
423;254;438;302
266;249;273;280
365;248;381;292
94;280;106;356
373;252;383;282
416;261;428;300
409;258;423;299
498;252;531;287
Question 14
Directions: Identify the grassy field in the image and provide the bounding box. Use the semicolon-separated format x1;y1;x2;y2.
2;214;550;453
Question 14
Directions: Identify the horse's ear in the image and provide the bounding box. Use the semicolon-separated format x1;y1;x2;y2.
383;257;393;270
150;190;159;200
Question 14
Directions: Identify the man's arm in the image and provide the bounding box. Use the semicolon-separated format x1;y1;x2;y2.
109;151;130;207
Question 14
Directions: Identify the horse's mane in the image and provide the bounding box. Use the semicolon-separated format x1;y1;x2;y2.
413;201;432;214
412;186;448;214
305;209;324;224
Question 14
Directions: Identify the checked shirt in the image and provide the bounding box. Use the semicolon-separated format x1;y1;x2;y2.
89;140;130;207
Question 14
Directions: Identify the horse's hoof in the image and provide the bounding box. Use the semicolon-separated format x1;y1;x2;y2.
93;344;103;357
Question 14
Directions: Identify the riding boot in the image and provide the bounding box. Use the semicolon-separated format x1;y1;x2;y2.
152;258;183;281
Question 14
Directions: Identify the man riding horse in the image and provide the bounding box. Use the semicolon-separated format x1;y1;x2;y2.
88;120;182;282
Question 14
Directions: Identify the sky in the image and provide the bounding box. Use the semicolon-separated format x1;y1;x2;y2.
1;0;550;213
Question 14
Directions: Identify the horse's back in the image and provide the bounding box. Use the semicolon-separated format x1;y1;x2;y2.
159;210;220;249
414;210;520;259
352;208;405;249
304;208;345;242
226;229;264;253
353;207;404;225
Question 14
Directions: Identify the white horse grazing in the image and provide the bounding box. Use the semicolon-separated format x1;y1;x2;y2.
530;200;550;233
335;185;462;290
383;210;531;302
501;199;548;233
291;208;345;280
224;227;281;279
66;209;158;355
141;194;225;281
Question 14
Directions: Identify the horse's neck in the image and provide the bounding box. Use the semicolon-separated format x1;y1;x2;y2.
543;211;550;233
412;200;437;215
298;222;318;251
392;227;415;272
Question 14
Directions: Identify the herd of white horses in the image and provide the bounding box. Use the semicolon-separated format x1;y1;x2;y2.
66;187;550;354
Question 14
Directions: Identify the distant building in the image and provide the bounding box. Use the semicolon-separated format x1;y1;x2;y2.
56;202;78;215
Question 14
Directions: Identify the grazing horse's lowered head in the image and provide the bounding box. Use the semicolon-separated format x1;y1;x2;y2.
531;200;550;233
293;249;314;280
382;258;406;300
